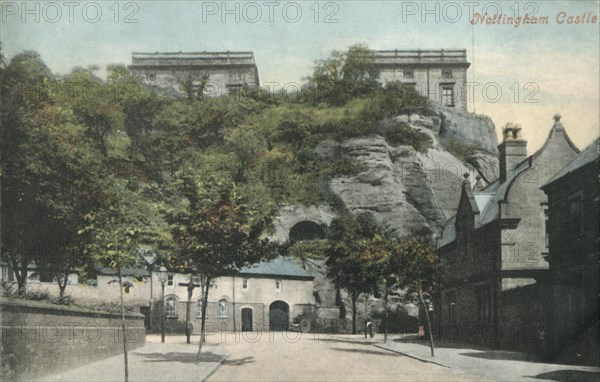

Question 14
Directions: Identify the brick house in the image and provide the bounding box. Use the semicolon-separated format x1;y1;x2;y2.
541;138;599;365
436;114;579;356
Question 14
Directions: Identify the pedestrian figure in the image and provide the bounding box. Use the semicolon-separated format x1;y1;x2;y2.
365;317;374;338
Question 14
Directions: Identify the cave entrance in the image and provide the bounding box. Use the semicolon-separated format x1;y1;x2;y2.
289;221;325;243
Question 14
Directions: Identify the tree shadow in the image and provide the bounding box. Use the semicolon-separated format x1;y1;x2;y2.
527;370;600;382
221;356;255;366
332;347;398;357
459;351;540;362
141;351;225;363
320;338;376;346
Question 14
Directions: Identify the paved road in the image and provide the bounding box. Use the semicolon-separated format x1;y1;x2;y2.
207;333;483;381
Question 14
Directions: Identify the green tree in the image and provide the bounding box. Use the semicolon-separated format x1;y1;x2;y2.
1;51;55;292
166;173;277;355
307;44;380;106
80;177;170;381
325;213;383;334
387;238;439;355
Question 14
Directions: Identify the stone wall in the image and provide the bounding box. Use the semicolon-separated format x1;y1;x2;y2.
1;298;145;381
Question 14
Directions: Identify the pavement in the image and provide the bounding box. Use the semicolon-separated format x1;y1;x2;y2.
375;337;600;382
32;334;228;382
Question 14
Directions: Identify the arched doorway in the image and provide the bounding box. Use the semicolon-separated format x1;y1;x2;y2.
269;301;289;331
289;221;324;243
241;308;253;332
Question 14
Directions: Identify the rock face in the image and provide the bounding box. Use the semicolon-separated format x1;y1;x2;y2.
278;106;500;330
313;106;499;238
433;104;498;155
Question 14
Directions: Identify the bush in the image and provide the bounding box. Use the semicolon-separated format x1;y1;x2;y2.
445;138;480;162
384;122;432;153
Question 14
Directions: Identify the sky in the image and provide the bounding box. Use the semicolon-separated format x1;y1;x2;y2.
2;0;599;152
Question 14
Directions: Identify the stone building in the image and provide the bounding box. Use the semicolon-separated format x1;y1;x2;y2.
16;255;316;334
436;115;579;356
128;51;260;97
541;138;599;365
159;256;315;333
371;49;470;111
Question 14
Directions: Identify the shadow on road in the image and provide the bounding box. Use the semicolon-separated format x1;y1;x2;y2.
332;347;399;357
527;370;600;382
140;352;225;363
320;338;377;346
221;356;255;366
459;351;539;362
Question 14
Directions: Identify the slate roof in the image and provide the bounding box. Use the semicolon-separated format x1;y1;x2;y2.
543;137;599;188
437;121;580;249
239;256;314;280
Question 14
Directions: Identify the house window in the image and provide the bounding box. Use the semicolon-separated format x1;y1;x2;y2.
442;69;453;79
167;275;174;286
242;278;248;289
403;70;414;79
218;298;228;318
568;192;583;237
275;279;281;291
165;296;177;318
442;87;454;107
197;299;203;318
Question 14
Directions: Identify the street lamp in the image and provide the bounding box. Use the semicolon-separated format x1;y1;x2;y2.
158;266;168;344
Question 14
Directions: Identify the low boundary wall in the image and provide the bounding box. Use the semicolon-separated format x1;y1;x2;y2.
0;298;145;381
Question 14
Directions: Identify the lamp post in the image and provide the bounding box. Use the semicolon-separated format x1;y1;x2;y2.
158;266;167;344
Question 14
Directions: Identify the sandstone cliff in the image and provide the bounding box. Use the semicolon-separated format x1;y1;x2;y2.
279;106;500;329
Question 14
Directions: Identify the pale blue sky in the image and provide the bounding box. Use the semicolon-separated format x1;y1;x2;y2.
2;0;599;151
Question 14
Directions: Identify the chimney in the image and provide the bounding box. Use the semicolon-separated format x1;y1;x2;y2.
498;123;527;182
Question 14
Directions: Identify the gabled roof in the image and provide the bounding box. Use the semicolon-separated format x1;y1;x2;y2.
437;116;580;249
239;256;314;280
543;138;599;188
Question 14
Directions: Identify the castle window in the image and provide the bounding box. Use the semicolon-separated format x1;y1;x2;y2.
165;296;177;318
403;70;414;79
218;298;228;318
167;275;174;286
275;279;281;292
442;69;453;79
442;87;454;107
147;73;156;82
242;278;248;289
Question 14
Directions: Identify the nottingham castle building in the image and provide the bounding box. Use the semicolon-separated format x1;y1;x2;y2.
128;51;260;97
129;49;470;110
371;49;470;111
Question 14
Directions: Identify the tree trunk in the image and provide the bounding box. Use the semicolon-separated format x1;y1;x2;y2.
11;259;27;293
118;267;129;382
351;292;358;335
197;276;211;357
418;290;435;357
383;285;389;343
185;279;193;344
